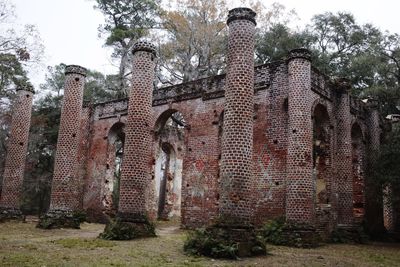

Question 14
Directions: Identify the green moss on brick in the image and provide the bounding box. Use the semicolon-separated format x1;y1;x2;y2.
37;210;85;229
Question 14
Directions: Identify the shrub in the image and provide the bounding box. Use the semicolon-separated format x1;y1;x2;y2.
260;217;320;248
99;217;156;240
184;228;238;259
184;226;266;259
331;226;369;244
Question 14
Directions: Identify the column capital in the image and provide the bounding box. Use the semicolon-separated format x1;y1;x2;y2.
287;48;312;62
331;77;351;94
65;65;87;77
366;98;379;109
132;41;157;58
227;7;257;26
16;84;35;94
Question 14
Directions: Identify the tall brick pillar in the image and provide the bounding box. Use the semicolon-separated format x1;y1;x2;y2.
285;49;314;225
100;41;157;239
38;65;87;229
334;78;354;226
186;8;265;258
219;7;257;225
383;185;395;232
0;85;34;221
117;41;156;222
364;100;385;236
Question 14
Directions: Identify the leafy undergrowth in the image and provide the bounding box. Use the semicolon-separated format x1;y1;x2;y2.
331;226;369;244
184;228;239;259
260;217;321;248
99;218;156;240
0;221;400;266
184;227;265;259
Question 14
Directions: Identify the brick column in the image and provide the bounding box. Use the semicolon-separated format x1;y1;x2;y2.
38;65;87;229
364;100;385;235
285;49;314;225
188;8;267;258
100;41;157;239
219;7;257;225
0;85;34;221
383;185;395;232
368;103;381;152
334;78;354;226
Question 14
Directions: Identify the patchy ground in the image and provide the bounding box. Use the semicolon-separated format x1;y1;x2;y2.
0;219;399;267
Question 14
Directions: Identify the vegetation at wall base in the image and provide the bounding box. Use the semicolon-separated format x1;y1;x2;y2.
260;217;321;248
331;225;369;244
184;225;266;259
0;208;24;223
36;210;85;229
99;217;156;240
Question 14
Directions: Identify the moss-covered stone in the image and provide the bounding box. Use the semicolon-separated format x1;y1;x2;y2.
37;210;85;229
184;225;266;259
0;208;24;223
99;217;156;240
260;217;321;248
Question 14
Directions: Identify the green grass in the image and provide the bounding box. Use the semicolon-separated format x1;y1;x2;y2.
0;221;399;267
53;238;116;249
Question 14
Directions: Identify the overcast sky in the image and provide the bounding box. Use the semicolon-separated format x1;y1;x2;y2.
11;0;400;89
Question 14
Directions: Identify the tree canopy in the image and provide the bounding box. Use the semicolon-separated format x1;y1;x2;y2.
157;0;227;84
0;0;44;99
254;11;400;115
94;0;161;96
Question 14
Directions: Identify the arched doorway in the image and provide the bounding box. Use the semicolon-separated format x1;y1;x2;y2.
154;110;186;220
103;122;125;216
351;123;365;222
313;104;332;205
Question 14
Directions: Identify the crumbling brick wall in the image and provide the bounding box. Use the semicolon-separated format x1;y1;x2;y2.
70;47;386;236
79;58;379;233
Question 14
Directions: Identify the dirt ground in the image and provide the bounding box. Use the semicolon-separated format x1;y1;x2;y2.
0;219;399;267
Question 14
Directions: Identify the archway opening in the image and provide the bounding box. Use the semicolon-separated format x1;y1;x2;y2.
313;104;331;205
154;110;186;220
351;123;365;222
104;122;125;216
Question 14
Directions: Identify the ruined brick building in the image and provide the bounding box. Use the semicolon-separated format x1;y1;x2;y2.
0;8;398;238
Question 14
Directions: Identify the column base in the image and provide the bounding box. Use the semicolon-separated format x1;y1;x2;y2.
0;207;24;222
262;218;321;248
282;224;320;248
184;224;266;259
37;210;85;229
331;224;369;243
99;213;156;240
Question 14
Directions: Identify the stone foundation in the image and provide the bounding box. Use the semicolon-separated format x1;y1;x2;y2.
0;207;24;222
281;225;320;248
37;210;84;229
